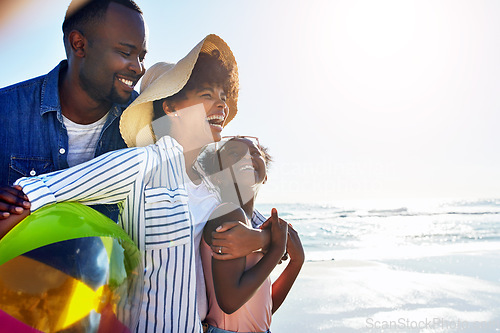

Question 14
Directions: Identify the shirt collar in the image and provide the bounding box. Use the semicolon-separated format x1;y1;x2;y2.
40;60;66;116
156;135;183;151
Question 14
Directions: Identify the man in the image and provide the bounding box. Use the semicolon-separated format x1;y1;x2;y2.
0;0;147;221
0;2;275;330
0;0;267;257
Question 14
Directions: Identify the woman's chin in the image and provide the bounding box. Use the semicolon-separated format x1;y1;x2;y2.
210;128;223;142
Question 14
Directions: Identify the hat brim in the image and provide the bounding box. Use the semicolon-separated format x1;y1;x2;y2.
120;34;238;147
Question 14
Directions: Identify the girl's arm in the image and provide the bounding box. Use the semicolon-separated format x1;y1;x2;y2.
271;224;304;313
203;206;287;314
14;148;146;212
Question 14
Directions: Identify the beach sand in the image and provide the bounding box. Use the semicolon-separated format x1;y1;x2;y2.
270;257;500;332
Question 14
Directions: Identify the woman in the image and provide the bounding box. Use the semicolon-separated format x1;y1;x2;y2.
14;35;270;333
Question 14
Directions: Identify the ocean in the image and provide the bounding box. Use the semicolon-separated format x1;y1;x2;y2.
263;198;500;332
256;198;500;280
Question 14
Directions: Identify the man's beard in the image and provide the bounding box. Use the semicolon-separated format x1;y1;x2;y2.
79;71;130;106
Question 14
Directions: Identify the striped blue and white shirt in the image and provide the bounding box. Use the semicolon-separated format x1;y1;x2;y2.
15;135;269;332
16;136;204;332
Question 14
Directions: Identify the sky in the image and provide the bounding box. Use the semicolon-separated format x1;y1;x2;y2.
1;0;499;204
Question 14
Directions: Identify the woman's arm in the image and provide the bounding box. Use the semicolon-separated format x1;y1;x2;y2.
271;224;304;313
210;221;271;260
204;207;287;314
210;210;296;260
14;148;146;212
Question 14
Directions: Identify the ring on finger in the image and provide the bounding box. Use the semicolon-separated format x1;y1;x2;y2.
218;246;223;254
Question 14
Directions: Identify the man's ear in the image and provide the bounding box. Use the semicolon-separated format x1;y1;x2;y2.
68;30;86;58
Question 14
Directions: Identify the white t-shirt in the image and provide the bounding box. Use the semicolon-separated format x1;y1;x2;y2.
63;113;109;167
185;179;219;321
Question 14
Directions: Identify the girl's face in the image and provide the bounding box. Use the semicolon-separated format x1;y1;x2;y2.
217;138;267;188
171;83;227;142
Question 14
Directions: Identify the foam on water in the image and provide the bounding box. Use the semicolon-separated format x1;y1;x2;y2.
256;198;500;262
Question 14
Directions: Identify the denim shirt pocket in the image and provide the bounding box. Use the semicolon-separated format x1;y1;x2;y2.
143;187;191;250
9;156;55;185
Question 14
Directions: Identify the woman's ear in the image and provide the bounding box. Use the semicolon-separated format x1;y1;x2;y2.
162;100;176;115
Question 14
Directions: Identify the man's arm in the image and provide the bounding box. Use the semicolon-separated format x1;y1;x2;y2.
0;207;30;239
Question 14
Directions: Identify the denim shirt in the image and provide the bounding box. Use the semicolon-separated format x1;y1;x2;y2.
0;60;138;219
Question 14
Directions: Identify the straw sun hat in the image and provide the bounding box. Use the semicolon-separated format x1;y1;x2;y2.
119;34;238;148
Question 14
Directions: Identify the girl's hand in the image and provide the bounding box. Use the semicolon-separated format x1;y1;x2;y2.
286;224;305;265
270;208;287;256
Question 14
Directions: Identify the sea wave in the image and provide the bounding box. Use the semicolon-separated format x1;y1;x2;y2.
257;198;500;262
257;199;500;221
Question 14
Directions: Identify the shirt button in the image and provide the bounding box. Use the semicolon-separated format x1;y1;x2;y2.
59;148;66;154
30;169;36;176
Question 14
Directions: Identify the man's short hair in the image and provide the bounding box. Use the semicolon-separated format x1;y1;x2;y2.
62;0;142;38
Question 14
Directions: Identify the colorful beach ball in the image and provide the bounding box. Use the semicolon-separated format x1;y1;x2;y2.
0;202;143;333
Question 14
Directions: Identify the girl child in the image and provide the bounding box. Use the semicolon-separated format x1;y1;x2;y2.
194;136;305;333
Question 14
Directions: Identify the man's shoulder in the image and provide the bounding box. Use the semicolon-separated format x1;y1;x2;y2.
0;62;63;116
0;62;63;99
0;74;46;96
0;75;47;118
